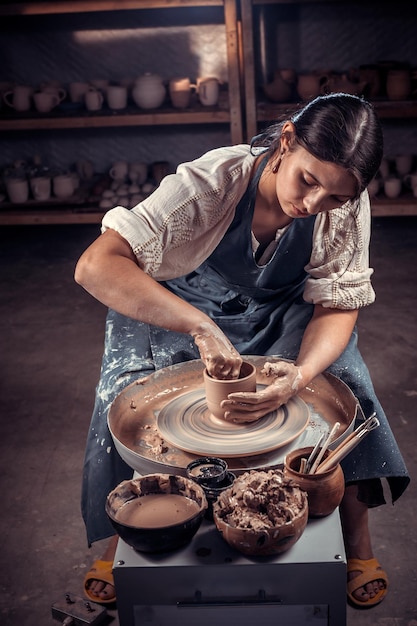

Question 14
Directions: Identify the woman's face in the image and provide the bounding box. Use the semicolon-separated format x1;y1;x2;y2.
275;142;358;219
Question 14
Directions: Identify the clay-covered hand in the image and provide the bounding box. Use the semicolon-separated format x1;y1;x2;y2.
192;322;242;380
221;360;303;423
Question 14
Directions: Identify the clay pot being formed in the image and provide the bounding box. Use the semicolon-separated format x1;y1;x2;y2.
284;446;345;517
203;360;256;420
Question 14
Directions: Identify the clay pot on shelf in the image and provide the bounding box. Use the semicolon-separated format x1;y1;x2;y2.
262;69;295;103
284;446;345;518
323;73;368;97
386;69;411;101
359;64;382;98
132;73;166;109
296;72;324;101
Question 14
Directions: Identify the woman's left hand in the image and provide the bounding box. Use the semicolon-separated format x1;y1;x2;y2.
220;361;303;423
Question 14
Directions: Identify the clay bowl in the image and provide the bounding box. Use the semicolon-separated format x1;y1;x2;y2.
212;469;308;556
284;447;345;517
106;473;208;553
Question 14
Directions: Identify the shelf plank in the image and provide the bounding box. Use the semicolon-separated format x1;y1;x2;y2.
0;0;224;17
1;198;415;226
0;108;231;132
370;198;417;217
0;208;105;225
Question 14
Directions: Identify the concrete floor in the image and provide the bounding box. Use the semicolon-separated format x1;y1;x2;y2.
0;217;416;626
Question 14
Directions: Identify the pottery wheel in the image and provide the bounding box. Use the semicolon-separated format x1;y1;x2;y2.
108;356;360;476
157;387;309;457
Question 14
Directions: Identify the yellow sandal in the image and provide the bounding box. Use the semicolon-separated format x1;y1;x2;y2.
84;559;116;605
347;557;388;608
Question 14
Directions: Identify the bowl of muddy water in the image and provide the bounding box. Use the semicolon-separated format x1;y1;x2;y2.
106;473;208;553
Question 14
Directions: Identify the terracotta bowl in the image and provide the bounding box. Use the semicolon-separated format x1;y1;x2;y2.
106;474;208;553
212;469;308;556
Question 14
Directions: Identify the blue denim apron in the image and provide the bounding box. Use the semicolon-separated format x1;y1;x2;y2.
81;162;409;545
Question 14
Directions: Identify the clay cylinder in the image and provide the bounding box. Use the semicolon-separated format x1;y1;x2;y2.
203;361;256;420
284;446;345;517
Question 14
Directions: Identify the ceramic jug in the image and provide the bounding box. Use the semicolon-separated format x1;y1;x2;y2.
132;73;166;109
324;73;367;96
297;73;323;101
262;69;295;103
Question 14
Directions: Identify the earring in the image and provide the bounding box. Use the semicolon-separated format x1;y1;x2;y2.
272;151;284;174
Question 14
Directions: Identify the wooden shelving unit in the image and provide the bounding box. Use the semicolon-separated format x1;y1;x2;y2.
0;0;243;224
239;0;417;218
1;0;416;223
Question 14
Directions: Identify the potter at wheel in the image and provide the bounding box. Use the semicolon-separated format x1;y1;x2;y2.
107;355;360;476
157;388;309;457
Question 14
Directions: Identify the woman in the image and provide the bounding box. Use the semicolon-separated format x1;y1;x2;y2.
75;93;409;608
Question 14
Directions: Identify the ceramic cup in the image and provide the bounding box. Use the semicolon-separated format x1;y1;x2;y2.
197;77;220;106
33;91;60;113
107;85;127;110
85;88;104;112
169;77;194;109
76;159;95;181
395;154;413;177
109;160;129;182
128;161;148;185
3;85;34;112
404;172;417;190
384;177;402;199
53;174;75;199
151;161;169;185
41;83;67;103
69;81;90;104
6;177;29;203
203;361;257;420
367;177;380;198
89;79;109;92
30;176;51;201
378;158;391;180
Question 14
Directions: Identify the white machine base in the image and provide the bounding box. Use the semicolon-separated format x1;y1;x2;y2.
113;509;347;626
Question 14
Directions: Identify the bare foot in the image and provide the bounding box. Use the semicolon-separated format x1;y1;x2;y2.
340;484;386;604
85;535;118;602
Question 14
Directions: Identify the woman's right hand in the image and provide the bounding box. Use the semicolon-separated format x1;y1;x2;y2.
192;321;242;380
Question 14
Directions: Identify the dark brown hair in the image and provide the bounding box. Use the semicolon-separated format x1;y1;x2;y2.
251;93;383;194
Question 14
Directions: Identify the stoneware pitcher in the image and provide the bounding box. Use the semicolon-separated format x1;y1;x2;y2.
132;73;166;109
